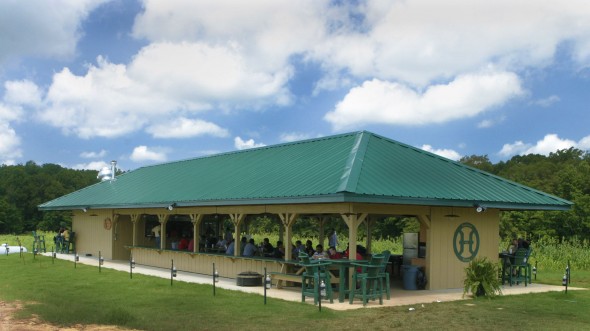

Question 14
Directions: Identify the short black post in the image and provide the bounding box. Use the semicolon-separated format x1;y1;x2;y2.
99;251;104;273
211;262;220;296
563;264;569;294
130;255;135;279
212;263;219;296
567;260;571;285
171;259;176;286
52;247;55;264
74;252;79;268
317;268;322;312
264;267;267;305
533;261;537;281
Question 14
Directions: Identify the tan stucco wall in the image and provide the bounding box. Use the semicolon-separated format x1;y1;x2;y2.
426;207;499;290
72;210;115;259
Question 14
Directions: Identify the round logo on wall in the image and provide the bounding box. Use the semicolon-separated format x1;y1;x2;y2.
453;222;479;262
103;217;112;230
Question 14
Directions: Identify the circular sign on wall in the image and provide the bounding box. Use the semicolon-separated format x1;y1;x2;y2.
453;222;479;262
103;217;112;230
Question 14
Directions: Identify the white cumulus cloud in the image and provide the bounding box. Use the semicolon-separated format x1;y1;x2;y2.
0;122;22;165
72;160;110;171
579;136;590;150
421;144;462;161
0;0;105;65
325;71;523;131
33;42;293;139
130;145;167;162
499;134;580;157
533;95;560;108
234;137;266;150
80;150;107;159
279;132;315;143
146;117;229;139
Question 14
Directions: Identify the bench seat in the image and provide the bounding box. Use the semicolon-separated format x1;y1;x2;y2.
270;272;301;288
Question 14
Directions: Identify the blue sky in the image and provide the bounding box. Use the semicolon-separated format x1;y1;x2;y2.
1;0;590;171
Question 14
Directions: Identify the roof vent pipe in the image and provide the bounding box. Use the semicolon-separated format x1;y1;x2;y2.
111;160;117;181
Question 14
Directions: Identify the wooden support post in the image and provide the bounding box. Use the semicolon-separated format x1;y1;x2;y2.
341;213;368;293
278;213;298;260
157;214;170;250
230;213;245;257
190;214;203;253
130;214;139;246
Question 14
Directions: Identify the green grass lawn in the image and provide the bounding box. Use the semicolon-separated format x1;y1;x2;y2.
0;253;588;331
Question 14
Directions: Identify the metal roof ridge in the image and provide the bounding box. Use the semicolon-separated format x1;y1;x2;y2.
131;131;363;171
337;131;371;193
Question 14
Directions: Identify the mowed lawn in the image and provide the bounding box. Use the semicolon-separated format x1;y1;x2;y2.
0;253;588;331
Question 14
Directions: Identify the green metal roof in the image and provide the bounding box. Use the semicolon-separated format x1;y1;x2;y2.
38;131;572;211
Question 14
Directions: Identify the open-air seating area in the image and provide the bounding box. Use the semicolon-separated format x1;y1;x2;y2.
53;231;76;254
500;247;533;286
268;251;392;306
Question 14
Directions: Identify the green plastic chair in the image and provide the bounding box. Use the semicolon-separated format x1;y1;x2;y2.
378;250;391;300
299;252;333;305
32;231;46;253
508;248;528;287
349;254;385;306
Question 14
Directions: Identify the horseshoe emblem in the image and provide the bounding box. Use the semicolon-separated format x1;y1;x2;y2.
453;222;479;262
104;217;112;230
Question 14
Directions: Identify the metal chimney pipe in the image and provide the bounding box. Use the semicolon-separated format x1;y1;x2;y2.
111;160;117;181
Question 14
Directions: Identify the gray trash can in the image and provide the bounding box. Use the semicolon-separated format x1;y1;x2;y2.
402;265;419;290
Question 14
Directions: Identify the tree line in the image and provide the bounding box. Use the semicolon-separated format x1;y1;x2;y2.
0;161;98;233
1;148;589;241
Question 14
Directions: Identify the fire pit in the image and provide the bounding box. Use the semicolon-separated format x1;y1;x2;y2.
236;271;263;286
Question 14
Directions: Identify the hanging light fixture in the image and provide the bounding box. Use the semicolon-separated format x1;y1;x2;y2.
445;206;460;218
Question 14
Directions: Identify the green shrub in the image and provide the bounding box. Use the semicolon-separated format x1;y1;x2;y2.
463;257;502;298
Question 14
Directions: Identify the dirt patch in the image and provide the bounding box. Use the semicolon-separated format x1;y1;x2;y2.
0;301;138;331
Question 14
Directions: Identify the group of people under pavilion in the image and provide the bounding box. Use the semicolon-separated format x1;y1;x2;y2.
146;211;388;265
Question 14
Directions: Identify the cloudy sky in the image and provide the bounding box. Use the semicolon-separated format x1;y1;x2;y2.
1;0;590;171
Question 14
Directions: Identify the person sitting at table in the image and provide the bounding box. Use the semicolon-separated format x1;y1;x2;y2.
273;241;285;259
62;228;70;242
225;238;235;255
54;227;65;248
239;236;247;255
216;236;227;250
343;244;363;272
312;244;329;259
178;234;189;251
243;238;258;257
304;240;315;256
328;246;342;259
187;235;195;252
261;238;274;255
518;237;530;249
293;240;304;256
507;238;517;254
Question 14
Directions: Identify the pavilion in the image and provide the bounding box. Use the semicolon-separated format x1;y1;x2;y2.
39;131;571;290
